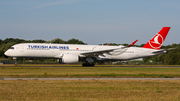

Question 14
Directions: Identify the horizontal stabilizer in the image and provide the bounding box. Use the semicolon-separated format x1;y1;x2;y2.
152;48;175;54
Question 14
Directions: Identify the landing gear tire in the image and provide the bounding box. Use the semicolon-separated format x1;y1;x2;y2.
82;63;95;67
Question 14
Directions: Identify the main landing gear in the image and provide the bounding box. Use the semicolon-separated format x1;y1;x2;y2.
82;57;95;67
82;62;95;67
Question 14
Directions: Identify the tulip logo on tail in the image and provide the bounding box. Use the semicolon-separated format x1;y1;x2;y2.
149;34;163;49
143;27;171;50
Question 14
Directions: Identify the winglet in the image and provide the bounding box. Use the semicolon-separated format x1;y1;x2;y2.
128;39;138;47
143;27;171;50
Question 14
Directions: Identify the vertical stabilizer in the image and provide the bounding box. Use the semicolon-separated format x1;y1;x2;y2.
143;27;171;50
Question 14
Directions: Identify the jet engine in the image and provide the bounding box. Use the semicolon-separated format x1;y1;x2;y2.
62;54;79;64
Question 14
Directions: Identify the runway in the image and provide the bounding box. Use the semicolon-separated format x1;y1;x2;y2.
1;64;180;68
1;78;180;80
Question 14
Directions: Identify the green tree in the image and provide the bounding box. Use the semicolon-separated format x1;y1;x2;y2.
103;43;119;46
139;44;145;47
0;39;2;44
66;38;85;44
50;38;66;44
164;48;180;65
2;38;26;44
31;39;46;43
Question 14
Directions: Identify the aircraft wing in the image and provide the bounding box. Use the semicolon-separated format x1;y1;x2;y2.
80;39;138;56
80;47;124;56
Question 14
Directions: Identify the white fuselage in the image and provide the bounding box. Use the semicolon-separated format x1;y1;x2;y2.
4;43;164;61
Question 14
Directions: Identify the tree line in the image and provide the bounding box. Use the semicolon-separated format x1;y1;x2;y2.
0;38;180;65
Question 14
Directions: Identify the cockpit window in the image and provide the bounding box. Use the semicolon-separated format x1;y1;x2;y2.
9;47;14;49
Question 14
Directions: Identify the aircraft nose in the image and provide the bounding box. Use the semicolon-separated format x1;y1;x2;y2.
4;50;10;56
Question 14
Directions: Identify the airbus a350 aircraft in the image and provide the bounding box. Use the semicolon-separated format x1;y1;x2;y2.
4;27;171;67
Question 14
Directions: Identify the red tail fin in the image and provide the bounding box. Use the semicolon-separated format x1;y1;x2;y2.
143;27;171;50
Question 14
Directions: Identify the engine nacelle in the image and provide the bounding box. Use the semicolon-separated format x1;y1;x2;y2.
62;54;79;64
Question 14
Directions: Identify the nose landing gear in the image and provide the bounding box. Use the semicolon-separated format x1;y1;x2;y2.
13;57;17;66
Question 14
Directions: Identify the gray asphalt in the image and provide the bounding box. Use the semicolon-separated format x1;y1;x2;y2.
1;65;180;68
1;78;180;80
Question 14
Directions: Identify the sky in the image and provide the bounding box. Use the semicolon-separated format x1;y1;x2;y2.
0;0;180;45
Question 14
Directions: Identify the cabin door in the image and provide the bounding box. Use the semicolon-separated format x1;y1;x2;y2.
20;46;24;52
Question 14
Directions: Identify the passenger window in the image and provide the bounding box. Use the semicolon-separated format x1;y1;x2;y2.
10;47;14;49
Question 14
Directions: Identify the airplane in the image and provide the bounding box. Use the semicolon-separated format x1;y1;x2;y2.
4;27;171;67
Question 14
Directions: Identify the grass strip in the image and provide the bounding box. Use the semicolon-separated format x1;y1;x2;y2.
1;67;180;78
0;80;180;101
0;73;177;78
